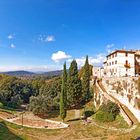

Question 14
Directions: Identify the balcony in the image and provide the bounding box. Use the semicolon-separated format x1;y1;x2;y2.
124;63;131;69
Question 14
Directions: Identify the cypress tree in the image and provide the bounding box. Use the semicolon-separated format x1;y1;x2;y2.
60;62;67;121
67;60;82;108
82;55;90;103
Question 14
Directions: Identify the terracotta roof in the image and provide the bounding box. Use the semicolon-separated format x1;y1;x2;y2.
106;49;136;57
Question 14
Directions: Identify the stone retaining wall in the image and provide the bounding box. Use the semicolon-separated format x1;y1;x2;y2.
96;82;133;126
102;77;140;122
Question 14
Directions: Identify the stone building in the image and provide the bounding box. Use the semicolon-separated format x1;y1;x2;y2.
135;50;140;76
103;49;140;77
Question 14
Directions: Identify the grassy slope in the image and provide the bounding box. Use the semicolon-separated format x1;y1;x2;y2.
0;109;140;140
0;119;23;140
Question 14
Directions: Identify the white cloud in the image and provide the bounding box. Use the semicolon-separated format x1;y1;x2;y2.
68;53;106;68
52;51;71;63
90;53;106;65
38;35;55;42
10;43;16;48
106;43;115;53
46;35;55;42
106;43;114;49
8;34;14;40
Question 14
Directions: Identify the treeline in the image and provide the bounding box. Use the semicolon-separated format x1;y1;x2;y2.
0;74;61;113
0;56;93;118
28;77;61;116
0;74;34;108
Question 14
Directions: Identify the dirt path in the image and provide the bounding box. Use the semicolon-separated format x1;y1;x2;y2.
0;111;68;130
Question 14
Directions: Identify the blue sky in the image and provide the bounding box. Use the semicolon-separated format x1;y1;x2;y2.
0;0;140;72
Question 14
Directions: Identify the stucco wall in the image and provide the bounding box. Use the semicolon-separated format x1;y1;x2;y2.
104;52;135;77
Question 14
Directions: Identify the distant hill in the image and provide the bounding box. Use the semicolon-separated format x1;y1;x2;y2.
0;70;63;77
0;70;35;76
40;70;62;77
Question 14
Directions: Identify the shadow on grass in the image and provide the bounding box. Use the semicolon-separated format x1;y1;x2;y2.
0;121;23;140
37;109;60;119
67;118;82;122
84;110;94;117
47;109;60;119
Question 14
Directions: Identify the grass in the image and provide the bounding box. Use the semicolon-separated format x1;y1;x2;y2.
0;119;24;140
0;108;140;140
0;106;19;115
111;115;129;128
92;114;129;129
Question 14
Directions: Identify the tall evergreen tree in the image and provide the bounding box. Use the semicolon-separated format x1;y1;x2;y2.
82;55;90;103
67;60;82;108
60;62;67;121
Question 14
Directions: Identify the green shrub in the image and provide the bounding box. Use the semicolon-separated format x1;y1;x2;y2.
99;101;120;118
95;110;105;122
84;110;94;118
0;102;3;108
95;110;115;122
95;101;120;122
107;113;114;122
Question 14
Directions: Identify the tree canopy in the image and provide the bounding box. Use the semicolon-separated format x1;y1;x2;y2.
67;60;82;108
82;56;91;103
60;63;67;121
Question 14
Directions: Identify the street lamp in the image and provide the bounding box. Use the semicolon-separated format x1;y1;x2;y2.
21;111;25;128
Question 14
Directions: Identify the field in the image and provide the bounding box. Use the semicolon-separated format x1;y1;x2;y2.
0;108;140;140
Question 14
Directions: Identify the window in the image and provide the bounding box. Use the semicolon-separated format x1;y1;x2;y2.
115;60;117;64
112;54;114;58
125;52;128;57
126;60;128;65
112;61;114;65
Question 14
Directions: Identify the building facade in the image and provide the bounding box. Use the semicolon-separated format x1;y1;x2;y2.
135;51;140;76
92;67;104;78
103;50;140;77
